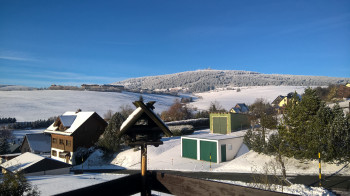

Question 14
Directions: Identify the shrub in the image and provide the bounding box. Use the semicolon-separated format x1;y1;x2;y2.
0;171;40;196
168;125;194;136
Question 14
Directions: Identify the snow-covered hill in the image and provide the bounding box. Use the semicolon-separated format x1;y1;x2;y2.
114;70;349;92
189;86;308;111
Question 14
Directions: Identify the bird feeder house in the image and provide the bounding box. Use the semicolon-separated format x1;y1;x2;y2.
117;101;173;196
117;101;172;147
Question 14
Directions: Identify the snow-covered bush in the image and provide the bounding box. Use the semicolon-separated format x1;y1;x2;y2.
168;125;194;136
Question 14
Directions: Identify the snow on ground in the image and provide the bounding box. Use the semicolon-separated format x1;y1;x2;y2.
0;90;177;121
27;173;127;195
74;129;350;176
190;86;308;111
214;151;350;176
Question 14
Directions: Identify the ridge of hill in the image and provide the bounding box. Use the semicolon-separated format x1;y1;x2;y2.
113;70;349;93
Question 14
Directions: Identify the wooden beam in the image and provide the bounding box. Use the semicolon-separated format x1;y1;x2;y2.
56;173;142;196
150;172;294;196
129;141;163;147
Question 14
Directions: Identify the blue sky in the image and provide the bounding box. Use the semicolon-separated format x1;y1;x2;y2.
1;0;349;87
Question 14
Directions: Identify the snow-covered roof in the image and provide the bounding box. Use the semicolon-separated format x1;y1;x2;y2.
1;152;71;174
1;152;45;172
120;107;143;131
25;133;51;153
182;133;242;141
44;111;95;135
119;101;172;137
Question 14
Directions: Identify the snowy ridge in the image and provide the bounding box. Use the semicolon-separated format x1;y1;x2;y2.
114;70;349;92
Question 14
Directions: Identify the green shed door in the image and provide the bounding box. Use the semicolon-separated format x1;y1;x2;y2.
182;138;197;159
213;117;227;134
200;141;217;162
221;144;226;162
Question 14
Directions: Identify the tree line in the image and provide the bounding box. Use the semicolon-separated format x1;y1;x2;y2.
0;117;17;124
3;117;56;130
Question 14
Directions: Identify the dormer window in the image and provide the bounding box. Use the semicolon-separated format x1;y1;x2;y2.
54;115;77;131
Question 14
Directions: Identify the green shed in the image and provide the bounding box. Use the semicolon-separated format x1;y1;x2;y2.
210;113;250;134
181;134;244;163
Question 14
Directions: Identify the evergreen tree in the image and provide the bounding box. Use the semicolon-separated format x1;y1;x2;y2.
0;171;39;196
327;104;350;162
0;137;9;155
97;112;126;152
279;88;321;159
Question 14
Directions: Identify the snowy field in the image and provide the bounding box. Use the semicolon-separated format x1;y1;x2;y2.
0;86;310;121
0;90;177;121
190;86;308;111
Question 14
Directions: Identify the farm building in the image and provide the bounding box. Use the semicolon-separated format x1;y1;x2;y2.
1;152;71;176
210;113;250;134
181;134;244;163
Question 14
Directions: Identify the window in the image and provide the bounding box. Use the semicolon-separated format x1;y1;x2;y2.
52;138;57;144
59;139;64;145
59;152;70;158
52;150;57;156
66;140;71;147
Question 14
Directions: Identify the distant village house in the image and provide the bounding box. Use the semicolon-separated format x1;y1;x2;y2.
81;84;124;92
230;103;249;113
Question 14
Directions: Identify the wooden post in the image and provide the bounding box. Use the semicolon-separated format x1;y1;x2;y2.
319;152;322;187
141;144;150;196
210;153;211;170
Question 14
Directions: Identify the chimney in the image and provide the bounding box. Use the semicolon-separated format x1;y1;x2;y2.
76;109;82;113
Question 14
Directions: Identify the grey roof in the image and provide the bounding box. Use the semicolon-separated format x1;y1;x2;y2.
25;133;51;153
59;115;77;127
236;103;249;112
